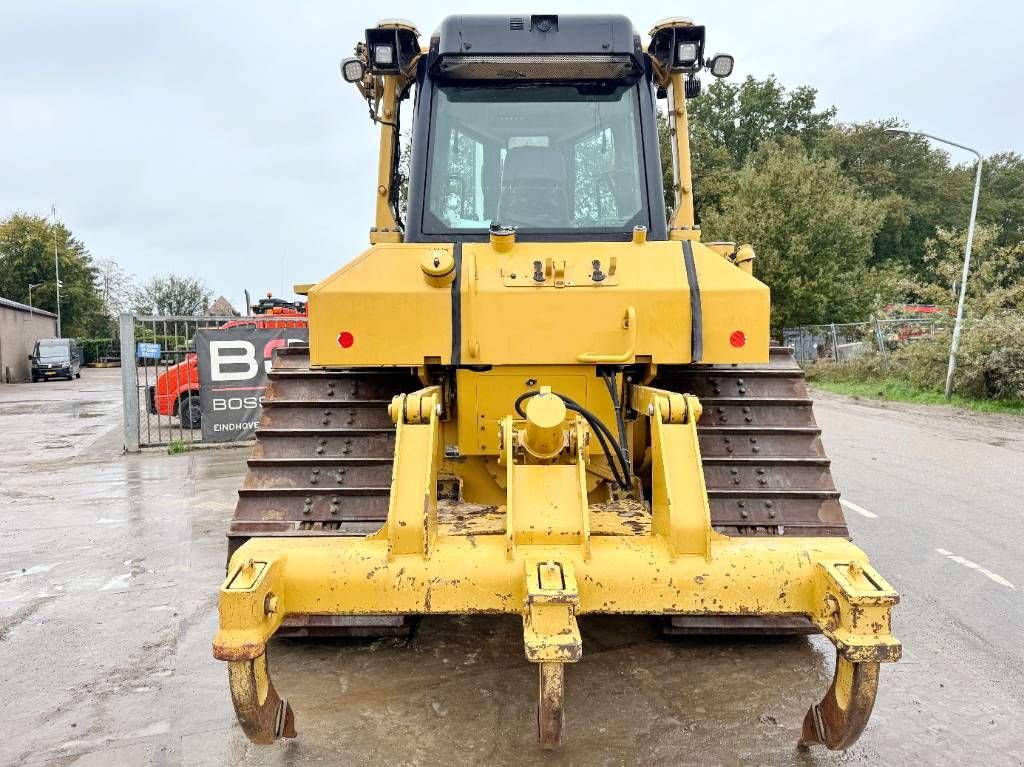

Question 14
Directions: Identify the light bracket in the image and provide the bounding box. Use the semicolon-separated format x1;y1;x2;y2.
648;20;706;74
364;22;420;75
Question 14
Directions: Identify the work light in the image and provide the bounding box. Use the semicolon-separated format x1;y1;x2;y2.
374;44;394;66
340;57;366;83
709;53;734;78
676;42;698;69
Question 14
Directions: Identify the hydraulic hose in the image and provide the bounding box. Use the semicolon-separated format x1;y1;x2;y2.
514;390;631;490
601;371;630;470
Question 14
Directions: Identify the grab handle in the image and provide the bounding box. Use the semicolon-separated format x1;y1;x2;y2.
577;306;637;363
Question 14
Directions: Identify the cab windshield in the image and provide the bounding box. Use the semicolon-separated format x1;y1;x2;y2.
34;339;70;361
425;83;646;233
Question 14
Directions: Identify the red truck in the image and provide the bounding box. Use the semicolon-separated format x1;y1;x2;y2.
147;298;307;428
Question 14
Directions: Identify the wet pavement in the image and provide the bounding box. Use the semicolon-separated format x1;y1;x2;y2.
1;370;1022;766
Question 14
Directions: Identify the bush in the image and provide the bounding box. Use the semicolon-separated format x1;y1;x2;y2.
955;314;1024;399
166;439;191;455
807;313;1024;402
886;337;947;392
134;328;194;352
805;354;888;385
75;337;117;364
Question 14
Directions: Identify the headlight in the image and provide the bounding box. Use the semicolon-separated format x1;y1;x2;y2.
61;362;70;367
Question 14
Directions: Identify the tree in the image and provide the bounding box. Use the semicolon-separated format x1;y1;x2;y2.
901;224;1024;315
974;152;1024;246
701;140;885;332
689;76;836;168
819;120;970;274
662;76;837;223
657;109;735;222
885;225;1024;401
133;274;212;316
0;212;108;336
653;71;1024;338
397;130;412;226
94;258;139;321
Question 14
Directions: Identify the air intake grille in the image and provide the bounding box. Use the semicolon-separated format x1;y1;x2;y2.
509;17;524;30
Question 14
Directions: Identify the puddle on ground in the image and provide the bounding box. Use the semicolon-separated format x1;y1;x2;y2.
99;558;152;591
0;404;42;416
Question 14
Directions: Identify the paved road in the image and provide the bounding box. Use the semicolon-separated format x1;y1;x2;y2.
1;371;1022;765
813;391;1024;762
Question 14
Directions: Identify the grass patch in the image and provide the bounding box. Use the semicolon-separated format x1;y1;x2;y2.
811;379;1024;415
166;439;192;455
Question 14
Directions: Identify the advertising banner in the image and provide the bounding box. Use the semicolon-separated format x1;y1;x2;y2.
196;326;308;442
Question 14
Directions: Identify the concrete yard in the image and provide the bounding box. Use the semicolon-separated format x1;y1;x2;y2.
2;369;1023;766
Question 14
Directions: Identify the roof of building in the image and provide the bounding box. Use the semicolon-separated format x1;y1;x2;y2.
207;296;240;317
0;295;58;319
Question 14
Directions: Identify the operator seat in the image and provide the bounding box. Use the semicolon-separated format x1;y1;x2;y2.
497;146;569;228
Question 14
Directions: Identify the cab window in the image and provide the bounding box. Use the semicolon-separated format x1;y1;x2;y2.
425;84;646;233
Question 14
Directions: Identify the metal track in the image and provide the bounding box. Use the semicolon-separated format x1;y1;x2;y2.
227;346;419;636
651;346;849;538
235;346;845;545
229;346;419;554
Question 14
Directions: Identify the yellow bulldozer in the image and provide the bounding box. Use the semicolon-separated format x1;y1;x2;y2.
212;14;900;751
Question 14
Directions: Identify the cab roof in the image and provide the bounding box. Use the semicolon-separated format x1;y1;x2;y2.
433;14;641;58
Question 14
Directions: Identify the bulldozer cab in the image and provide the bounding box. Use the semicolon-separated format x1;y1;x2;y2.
404;15;666;241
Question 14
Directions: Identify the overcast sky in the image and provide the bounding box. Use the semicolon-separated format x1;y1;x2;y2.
2;1;1021;309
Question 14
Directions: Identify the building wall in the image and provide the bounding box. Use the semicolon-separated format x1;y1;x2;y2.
0;306;59;383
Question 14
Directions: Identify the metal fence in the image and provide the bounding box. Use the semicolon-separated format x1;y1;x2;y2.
783;318;951;364
119;313;241;451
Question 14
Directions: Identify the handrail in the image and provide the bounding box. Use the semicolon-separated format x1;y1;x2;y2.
577;306;637;363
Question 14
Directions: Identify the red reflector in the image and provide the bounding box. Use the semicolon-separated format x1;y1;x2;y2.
729;330;746;348
337;331;354;349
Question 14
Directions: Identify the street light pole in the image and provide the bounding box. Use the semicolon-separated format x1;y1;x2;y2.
51;204;63;337
885;128;983;399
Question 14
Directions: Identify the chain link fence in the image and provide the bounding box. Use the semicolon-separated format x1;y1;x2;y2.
119;314;240;450
783;318;952;364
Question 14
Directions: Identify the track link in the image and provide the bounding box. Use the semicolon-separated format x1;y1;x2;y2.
229;346;420;553
652;346;849;538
